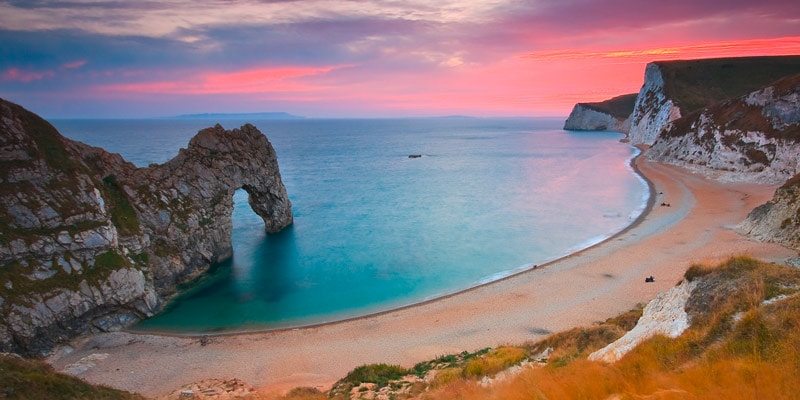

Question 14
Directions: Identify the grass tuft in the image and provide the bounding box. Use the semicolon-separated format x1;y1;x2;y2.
0;354;145;399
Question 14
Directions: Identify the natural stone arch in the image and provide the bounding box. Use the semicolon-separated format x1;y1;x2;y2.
133;124;294;287
0;99;294;355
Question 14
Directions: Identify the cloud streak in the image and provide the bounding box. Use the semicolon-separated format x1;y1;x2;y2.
94;65;345;95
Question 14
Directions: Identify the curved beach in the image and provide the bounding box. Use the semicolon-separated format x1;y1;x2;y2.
47;154;796;398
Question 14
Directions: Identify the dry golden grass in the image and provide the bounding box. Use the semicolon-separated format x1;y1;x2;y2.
462;346;527;378
414;256;800;400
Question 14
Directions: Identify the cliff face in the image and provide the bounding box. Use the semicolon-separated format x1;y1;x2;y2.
738;174;800;251
0;99;292;356
628;64;682;145
647;74;800;184
627;56;800;145
563;93;637;133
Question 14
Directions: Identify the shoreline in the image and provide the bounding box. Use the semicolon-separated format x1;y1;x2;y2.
130;144;657;339
47;153;796;398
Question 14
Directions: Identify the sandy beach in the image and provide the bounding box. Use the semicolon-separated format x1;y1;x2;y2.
46;154;796;398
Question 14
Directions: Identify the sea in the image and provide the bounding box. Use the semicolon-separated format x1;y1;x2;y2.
51;117;649;333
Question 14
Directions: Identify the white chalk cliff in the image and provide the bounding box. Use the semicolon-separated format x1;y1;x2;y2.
589;279;696;363
563;104;631;132
647;74;800;184
563;93;637;133
627;63;682;145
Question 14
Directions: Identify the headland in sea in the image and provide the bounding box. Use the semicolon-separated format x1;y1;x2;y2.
46;150;795;397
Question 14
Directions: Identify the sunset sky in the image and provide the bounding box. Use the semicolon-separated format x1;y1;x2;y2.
1;0;799;118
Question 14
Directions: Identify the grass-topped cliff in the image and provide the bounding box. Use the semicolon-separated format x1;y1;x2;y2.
656;55;800;115
578;93;638;119
563;93;637;131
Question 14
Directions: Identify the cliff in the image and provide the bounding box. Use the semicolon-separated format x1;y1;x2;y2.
0;99;293;356
646;73;800;184
628;56;800;145
563;93;637;132
738;174;800;252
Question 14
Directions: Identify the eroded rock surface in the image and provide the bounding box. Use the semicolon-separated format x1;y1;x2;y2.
738;174;800;251
589;279;696;363
0;98;292;356
628;63;683;145
563;93;636;133
647;74;800;184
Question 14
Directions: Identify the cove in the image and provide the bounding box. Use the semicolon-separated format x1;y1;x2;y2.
54;118;648;333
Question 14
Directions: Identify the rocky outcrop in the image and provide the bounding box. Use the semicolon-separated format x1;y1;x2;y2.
738;174;800;251
563;93;636;133
0;98;292;356
647;73;800;184
589;279;696;363
628;63;682;145
627;56;800;145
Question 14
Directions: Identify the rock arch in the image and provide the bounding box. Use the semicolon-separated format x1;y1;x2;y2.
132;123;294;288
0;99;293;355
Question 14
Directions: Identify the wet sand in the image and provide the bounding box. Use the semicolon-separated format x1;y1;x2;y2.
46;155;796;398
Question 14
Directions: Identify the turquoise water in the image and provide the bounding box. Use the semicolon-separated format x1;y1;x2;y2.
53;118;648;332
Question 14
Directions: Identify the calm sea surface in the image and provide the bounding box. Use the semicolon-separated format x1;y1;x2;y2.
52;117;648;333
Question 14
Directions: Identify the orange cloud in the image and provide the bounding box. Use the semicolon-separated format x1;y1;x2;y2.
524;36;800;63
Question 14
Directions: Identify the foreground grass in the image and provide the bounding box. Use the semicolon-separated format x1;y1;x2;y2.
4;256;798;400
411;256;800;400
0;354;146;400
272;256;800;400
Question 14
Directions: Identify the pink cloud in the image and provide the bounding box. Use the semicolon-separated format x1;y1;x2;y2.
60;60;87;70
1;67;55;83
94;65;344;95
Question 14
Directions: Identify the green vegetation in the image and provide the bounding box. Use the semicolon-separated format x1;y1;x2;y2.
93;250;128;272
411;348;491;378
0;249;130;307
0;101;104;236
342;364;410;387
101;174;141;236
329;364;413;397
662;72;800;147
0;354;145;400
657;55;800;114
7;101;78;173
581;93;639;119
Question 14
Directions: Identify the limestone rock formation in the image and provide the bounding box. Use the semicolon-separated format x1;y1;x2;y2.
628;63;682;145
738;174;800;251
0;98;293;356
589;279;696;363
647;73;800;184
563;93;636;133
627;56;800;145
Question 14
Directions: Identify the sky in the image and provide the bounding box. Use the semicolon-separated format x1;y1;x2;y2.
1;0;799;118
